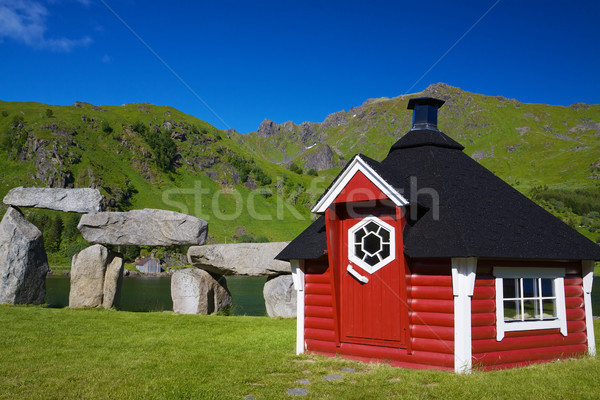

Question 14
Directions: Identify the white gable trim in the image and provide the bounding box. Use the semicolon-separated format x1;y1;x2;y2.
311;155;409;214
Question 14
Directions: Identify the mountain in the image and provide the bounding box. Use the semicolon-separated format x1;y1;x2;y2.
240;83;600;190
0;83;599;259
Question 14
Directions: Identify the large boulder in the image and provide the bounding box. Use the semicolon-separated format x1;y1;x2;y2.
187;242;290;277
0;206;49;305
263;275;296;318
78;209;208;246
171;268;231;314
102;254;124;309
3;187;102;213
69;244;123;308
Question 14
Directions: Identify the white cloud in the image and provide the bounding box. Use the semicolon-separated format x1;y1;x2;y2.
0;0;92;51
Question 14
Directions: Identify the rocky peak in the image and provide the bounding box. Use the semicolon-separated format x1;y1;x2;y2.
257;119;278;137
298;121;317;144
423;83;455;102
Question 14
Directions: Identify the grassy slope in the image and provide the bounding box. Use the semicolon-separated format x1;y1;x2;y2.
0;305;599;400
0;101;323;243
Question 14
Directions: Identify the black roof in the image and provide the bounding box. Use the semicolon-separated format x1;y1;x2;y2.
276;107;600;262
276;215;327;261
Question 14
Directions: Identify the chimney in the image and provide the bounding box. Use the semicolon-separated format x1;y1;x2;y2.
407;97;445;132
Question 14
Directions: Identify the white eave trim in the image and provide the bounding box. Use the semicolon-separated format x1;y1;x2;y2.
311;155;409;214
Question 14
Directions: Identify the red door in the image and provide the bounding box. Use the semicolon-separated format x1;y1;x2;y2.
340;208;405;348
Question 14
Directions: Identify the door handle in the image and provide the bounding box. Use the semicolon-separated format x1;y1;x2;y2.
347;264;369;284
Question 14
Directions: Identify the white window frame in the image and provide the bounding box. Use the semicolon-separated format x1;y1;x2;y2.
348;215;395;274
494;267;567;341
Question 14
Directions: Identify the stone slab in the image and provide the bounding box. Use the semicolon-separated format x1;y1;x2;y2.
78;208;208;246
187;242;290;277
3;187;102;213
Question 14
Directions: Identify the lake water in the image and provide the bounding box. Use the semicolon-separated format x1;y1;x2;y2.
46;275;267;316
46;275;600;316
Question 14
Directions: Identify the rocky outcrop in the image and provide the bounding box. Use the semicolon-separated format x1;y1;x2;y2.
78;209;208;246
0;207;49;305
69;244;123;308
263;275;296;318
187;242;290;277
257;119;278;137
171;268;231;314
298;121;317;144
3;187;102;213
322;110;348;130
302;144;335;171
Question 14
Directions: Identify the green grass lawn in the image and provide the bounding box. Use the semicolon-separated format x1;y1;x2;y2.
0;306;599;399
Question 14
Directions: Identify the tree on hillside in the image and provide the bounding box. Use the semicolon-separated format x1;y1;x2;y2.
102;121;113;134
287;162;303;175
44;215;64;253
62;213;80;243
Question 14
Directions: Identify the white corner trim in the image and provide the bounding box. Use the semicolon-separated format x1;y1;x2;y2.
451;257;477;374
311;155;408;214
291;259;305;291
582;260;596;356
452;257;477;297
291;259;306;355
494;267;567;342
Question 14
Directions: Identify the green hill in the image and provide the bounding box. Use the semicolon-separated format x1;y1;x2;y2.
0;83;599;266
241;83;600;189
0;100;327;265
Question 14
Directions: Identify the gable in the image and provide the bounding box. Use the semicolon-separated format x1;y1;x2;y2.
312;155;408;214
333;170;389;204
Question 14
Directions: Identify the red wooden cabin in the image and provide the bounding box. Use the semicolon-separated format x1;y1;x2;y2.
276;97;600;373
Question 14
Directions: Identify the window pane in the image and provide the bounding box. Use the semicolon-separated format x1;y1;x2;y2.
523;299;539;320
354;229;366;243
354;244;365;259
541;279;554;297
379;228;390;243
363;254;379;267
379;244;390;259
503;279;517;298
364;222;379;233
504;300;521;321
362;233;381;256
542;299;557;319
523;279;536;298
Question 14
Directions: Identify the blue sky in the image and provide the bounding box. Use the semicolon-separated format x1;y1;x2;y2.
0;0;598;133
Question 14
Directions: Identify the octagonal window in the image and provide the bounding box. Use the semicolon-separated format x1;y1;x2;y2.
348;216;396;274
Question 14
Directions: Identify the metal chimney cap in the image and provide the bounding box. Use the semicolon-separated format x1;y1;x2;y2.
407;97;445;110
